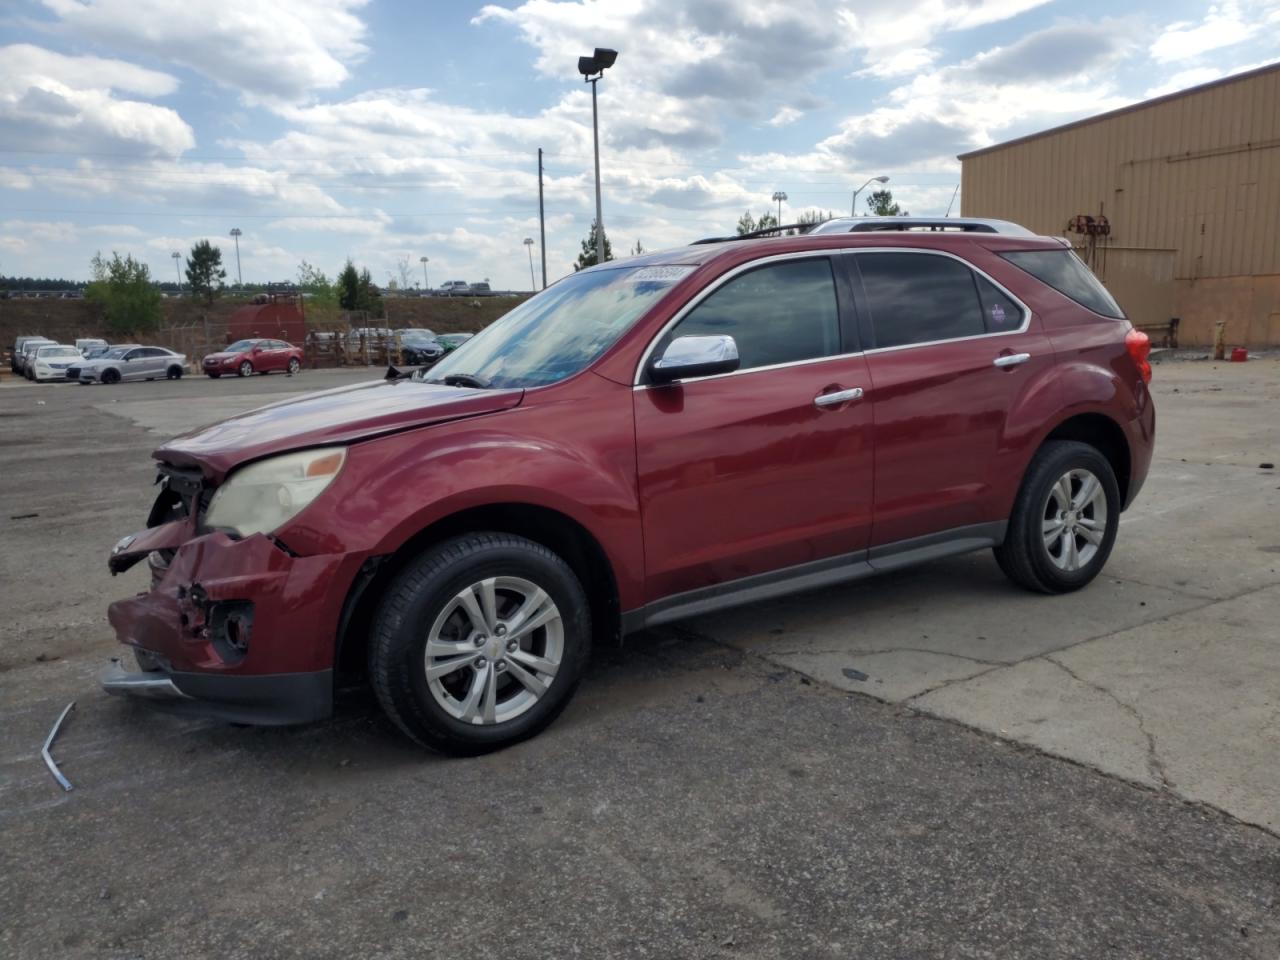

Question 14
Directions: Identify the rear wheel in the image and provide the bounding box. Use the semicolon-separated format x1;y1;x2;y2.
368;533;591;755
237;361;252;377
166;365;183;380
994;440;1120;594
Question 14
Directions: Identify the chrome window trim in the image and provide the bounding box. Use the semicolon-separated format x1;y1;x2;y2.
632;246;1032;387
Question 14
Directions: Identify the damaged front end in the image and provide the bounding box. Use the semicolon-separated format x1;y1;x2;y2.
102;463;352;726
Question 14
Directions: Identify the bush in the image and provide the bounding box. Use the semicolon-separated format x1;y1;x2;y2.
85;252;162;335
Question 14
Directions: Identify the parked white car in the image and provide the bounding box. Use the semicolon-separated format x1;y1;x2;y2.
29;344;83;382
18;338;56;376
75;338;108;357
70;345;188;384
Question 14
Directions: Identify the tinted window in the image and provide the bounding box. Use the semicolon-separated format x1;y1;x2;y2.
857;253;985;348
1000;249;1124;319
661;259;839;371
975;275;1024;333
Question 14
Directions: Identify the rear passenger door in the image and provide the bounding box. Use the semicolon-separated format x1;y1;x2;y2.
849;249;1052;547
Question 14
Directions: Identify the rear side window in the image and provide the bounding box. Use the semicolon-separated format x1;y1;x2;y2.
975;275;1024;333
663;258;840;371
856;253;985;348
1000;249;1124;319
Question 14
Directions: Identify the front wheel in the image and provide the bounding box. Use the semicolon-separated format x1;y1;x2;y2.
237;361;252;377
287;357;300;374
102;368;120;385
368;533;591;755
994;440;1120;594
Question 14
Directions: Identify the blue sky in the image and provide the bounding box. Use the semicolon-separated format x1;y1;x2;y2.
1;0;1277;290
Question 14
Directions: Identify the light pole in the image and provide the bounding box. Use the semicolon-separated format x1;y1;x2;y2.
851;175;889;216
420;255;429;291
171;251;181;293
523;238;536;291
229;227;243;287
772;190;787;225
577;47;617;267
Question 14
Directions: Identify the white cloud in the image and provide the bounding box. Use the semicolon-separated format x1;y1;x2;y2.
41;0;370;103
1150;2;1256;62
0;43;193;155
1144;66;1225;97
768;106;802;127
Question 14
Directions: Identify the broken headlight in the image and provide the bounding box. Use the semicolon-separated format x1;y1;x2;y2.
204;447;347;538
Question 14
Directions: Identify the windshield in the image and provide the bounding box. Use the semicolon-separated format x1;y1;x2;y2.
38;346;80;358
103;347;132;359
426;265;690;389
226;339;258;351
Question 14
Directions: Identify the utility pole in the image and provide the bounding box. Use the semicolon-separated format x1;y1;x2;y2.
578;48;617;267
538;148;547;289
229;227;243;287
171;251;181;293
772;190;787;224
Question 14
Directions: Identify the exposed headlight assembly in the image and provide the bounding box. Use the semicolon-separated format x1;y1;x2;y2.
205;447;346;538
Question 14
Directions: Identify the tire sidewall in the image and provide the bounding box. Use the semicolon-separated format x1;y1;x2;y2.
1023;443;1121;591
238;361;252;377
374;536;590;753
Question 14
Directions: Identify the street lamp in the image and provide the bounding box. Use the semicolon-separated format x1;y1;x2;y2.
171;251;181;293
523;238;536;291
420;255;429;290
851;175;889;216
577;46;618;267
229;227;243;287
772;190;787;224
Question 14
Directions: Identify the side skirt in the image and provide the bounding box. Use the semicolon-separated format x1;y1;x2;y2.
621;520;1006;634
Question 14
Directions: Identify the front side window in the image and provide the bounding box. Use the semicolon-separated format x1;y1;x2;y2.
426;264;690;389
1000;249;1124;319
857;253;986;348
658;258;840;372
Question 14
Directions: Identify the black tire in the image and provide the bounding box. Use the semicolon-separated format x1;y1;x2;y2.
369;532;591;755
166;365;183;380
237;361;252;377
207;372;221;378
102;368;120;385
287;358;300;375
994;439;1121;594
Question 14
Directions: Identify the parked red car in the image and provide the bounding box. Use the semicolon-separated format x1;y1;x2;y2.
104;218;1154;754
202;338;303;378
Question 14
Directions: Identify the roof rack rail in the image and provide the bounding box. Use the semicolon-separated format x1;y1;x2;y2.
690;222;818;245
808;216;1036;237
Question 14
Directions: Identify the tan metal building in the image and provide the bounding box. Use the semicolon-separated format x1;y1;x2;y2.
959;62;1280;346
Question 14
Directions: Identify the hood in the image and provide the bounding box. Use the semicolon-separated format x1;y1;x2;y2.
156;378;525;481
203;352;242;362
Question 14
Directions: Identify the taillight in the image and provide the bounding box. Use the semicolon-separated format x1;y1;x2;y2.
1125;328;1151;384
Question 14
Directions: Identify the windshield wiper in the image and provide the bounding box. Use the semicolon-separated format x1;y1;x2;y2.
430;372;491;389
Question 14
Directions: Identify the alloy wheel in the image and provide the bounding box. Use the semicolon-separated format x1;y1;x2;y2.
1041;468;1108;571
424;576;563;725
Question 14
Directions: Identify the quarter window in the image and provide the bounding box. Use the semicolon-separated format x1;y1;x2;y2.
856;253;986;349
1000;249;1124;319
660;258;840;372
975;275;1024;333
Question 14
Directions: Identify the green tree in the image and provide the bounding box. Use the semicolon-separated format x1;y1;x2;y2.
185;239;226;305
631;239;646;256
866;189;907;217
735;211;781;235
85;251;162;335
574;220;614;270
796;209;835;228
358;267;384;318
337;259;361;310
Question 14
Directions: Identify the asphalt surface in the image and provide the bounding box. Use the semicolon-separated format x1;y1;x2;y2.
1;365;1277;959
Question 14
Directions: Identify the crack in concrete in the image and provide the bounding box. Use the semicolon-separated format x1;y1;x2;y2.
764;645;1008;667
1042;654;1173;791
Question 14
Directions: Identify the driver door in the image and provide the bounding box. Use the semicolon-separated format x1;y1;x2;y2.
633;256;874;604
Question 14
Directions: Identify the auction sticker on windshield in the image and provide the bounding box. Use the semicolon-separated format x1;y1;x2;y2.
628;266;695;283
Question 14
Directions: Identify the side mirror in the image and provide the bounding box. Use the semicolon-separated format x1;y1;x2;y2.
649;335;739;384
252;346;263;354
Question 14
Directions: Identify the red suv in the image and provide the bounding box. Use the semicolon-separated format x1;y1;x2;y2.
103;218;1155;754
202;338;303;378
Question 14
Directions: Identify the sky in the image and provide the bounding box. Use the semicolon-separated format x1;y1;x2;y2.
1;0;1278;291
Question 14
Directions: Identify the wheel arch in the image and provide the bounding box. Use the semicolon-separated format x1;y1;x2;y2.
333;502;621;683
1040;412;1132;507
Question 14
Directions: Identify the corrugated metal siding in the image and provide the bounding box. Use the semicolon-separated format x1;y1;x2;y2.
960;65;1280;281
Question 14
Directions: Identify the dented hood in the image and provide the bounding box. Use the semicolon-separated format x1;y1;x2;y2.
156;378;524;480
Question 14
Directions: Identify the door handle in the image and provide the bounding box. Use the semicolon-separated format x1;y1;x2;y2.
993;353;1031;368
814;387;863;407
